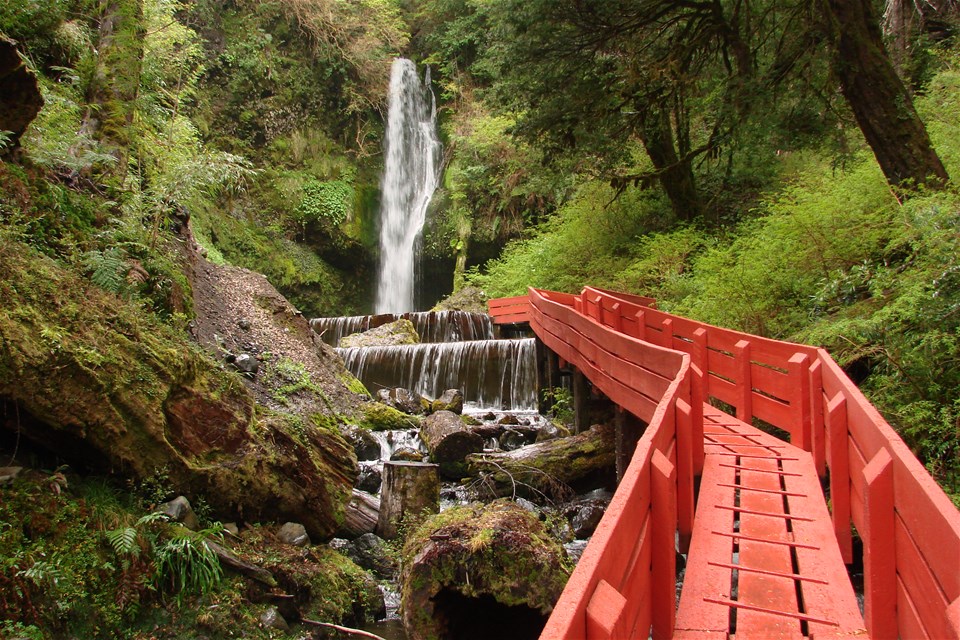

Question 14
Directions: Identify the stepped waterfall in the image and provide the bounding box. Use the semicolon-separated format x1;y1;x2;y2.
374;58;442;314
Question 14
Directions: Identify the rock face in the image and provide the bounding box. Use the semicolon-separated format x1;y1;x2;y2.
0;38;43;151
0;241;357;540
421;410;484;478
339;318;420;348
466;424;616;501
400;500;569;640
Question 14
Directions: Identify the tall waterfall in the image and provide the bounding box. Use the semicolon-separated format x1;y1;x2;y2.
374;58;442;314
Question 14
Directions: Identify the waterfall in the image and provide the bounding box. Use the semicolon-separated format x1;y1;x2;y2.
311;311;494;347
374;58;442;314
337;338;538;411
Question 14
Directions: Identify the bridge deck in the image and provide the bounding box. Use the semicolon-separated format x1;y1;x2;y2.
676;406;865;639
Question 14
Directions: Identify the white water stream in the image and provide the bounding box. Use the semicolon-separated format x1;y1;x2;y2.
374;58;442;314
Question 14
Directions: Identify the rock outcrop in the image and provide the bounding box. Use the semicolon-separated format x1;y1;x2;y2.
339;318;420;348
0;38;43;152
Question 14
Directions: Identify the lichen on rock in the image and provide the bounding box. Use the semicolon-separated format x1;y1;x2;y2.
339;318;420;348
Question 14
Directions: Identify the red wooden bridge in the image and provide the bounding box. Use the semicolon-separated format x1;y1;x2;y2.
488;287;960;640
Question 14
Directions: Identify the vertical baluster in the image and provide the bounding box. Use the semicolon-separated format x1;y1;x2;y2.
734;339;753;423
651;450;677;640
862;448;897;640
789;352;812;451
827;393;853;563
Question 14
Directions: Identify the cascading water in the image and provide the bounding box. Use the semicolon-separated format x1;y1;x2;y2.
337;338;538;411
375;58;443;314
311;310;494;347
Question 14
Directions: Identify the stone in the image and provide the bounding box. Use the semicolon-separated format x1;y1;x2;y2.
571;503;606;538
159;496;200;531
223;522;240;537
342;425;381;462
339;532;399;580
390;446;424;462
499;428;529;451
430;389;464;414
0;466;24;485
356;466;382;493
339;318;420;348
376;387;427;415
237;319;251;330
535;421;570;443
498;414;520;426
260;606;290;631
232;353;259;376
278;522;310;547
0;38;43;151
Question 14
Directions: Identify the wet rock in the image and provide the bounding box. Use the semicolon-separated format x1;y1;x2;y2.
499;428;529;451
535;421;570;443
376;387;427;415
400;500;569;639
430;388;464;415
0;37;43;152
340;319;420;348
515;497;540;514
335;533;399;580
356;466;382;493
571;503;606;538
459;413;481;426
159;496;200;531
421;410;484;478
482;411;497;421
342;425;381;462
498;414;520;426
278;522;310;547
260;606;289;631
391;446;424;462
469;423;504;440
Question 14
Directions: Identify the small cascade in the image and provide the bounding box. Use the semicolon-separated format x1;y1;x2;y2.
311;310;494;347
337;338;538;411
375;58;443;314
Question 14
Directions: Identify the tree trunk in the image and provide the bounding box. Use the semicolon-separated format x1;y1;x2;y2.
640;106;703;221
376;461;439;539
420;411;484;478
822;0;949;189
339;489;381;538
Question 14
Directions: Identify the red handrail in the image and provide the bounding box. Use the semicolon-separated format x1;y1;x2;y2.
493;286;960;639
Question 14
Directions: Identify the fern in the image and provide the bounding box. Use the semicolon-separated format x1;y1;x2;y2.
82;248;128;294
106;527;140;557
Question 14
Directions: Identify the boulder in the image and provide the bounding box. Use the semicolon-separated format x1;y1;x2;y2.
339;319;420;348
356;467;382;493
466;424;616;502
421;410;484;478
0;38;43;151
390;446;424;462
571;503;606;539
278;522;310;547
342;425;381;462
430;388;464;414
400;500;569;640
260;607;289;631
376;387;427;415
159;496;200;531
332;533;399;580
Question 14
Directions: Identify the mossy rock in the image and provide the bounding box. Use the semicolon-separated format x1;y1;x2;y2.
356;401;422;431
400;500;570;639
0;240;355;539
339;318;420;348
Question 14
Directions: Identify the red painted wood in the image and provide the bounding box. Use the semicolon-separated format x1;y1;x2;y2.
789;352;813;453
809;359;827;476
651;450;677;640
586;579;627;639
947;597;960;640
827;393;853;563
863;448;897;640
894;512;953;639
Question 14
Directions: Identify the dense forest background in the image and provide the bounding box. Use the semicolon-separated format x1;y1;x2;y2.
2;0;959;635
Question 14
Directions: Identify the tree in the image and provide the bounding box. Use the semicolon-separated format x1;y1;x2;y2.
820;0;949;190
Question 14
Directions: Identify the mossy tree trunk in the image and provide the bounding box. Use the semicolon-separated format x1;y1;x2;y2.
821;0;949;190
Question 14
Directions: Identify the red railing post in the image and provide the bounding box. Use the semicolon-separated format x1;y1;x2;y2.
691;327;707;475
586;579;627;639
675;397;694;553
634;310;647;340
863;447;897;640
660;318;674;350
789;352;813;452
651;450;677;640
826;393;853;563
611;302;622;332
809;358;826;476
734;339;753;423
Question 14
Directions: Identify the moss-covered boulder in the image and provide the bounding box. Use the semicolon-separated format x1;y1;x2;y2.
400;500;570;640
0;240;355;539
0;37;43;150
339;318;420;347
356;400;422;431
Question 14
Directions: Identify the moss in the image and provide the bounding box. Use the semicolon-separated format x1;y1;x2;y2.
400;500;570;638
339;371;371;397
354;401;422;431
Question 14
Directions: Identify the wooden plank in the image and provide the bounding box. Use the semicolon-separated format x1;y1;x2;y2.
586;579;627;639
707;348;739;383
750;391;797;436
863;448;897;640
897;575;931;640
894;512;952;640
827;394;853;563
749;362;794;402
651;450;677;640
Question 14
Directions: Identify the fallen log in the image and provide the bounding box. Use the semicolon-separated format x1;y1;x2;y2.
339;489;380;538
420;410;484;478
465;423;615;502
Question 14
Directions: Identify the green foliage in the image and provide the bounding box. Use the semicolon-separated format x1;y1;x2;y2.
82;247;129;295
154;524;224;606
295;178;354;229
